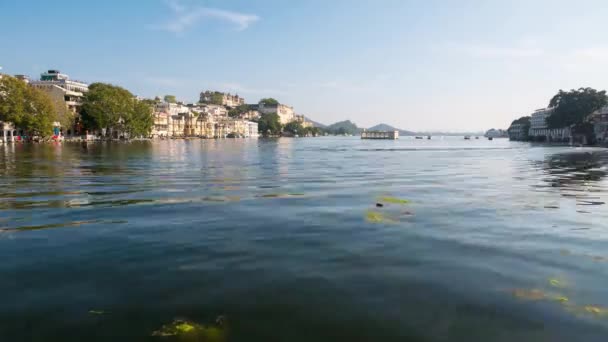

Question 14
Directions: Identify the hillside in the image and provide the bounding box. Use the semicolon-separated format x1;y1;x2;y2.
367;123;415;136
325;120;360;135
304;116;326;128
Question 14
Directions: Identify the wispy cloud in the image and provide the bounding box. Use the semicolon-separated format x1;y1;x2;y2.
155;0;259;34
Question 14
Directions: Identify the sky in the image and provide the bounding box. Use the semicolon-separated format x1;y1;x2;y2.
3;0;608;131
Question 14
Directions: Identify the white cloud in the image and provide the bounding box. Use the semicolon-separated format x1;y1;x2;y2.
156;0;259;34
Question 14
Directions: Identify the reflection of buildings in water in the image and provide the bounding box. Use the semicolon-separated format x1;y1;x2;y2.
541;152;608;190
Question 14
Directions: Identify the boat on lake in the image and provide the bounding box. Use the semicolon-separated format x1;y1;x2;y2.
464;136;471;140
415;136;424;139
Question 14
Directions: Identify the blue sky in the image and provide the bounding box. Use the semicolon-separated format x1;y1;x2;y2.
2;0;608;131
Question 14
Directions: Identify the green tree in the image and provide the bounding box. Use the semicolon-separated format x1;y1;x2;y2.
509;116;531;141
259;98;279;106
547;88;608;129
22;86;55;136
0;75;56;137
228;104;250;118
164;95;177;103
284;121;304;135
127;101;154;137
210;92;224;105
81;83;153;138
257;113;282;136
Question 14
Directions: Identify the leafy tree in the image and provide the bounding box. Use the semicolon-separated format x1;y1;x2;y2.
257;113;282;136
164;95;177;103
0;75;56;137
127;101;154;137
81;83;153;138
547;88;608;129
210;92;224;105
228;104;250;118
22;86;55;136
259;98;279;106
509;116;530;141
284;121;304;135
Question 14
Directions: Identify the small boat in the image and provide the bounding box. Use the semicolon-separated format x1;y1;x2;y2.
415;136;424;139
427;136;431;140
488;136;493;141
464;135;471;140
475;136;479;139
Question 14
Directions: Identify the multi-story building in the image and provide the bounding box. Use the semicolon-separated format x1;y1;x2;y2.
258;103;295;125
151;111;171;138
29;70;89;136
528;107;571;142
591;105;608;143
247;121;259;138
199;91;245;107
30;70;88;115
195;104;228;119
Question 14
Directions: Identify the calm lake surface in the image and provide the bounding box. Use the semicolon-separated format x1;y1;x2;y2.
2;137;608;341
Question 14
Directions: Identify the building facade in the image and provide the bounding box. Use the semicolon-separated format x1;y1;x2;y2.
508;123;528;141
258;103;295;125
528;107;571;142
29;70;89;136
591;105;608;143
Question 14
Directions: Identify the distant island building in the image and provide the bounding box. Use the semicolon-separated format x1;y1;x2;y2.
199;91;245;107
258;102;295;125
361;129;399;140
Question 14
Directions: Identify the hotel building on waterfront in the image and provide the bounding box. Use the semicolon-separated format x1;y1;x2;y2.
29;70;89;136
528;107;571;142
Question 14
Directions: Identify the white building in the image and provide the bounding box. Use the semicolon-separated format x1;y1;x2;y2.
195;104;228;119
246;121;259;138
29;70;89;136
528;107;571;142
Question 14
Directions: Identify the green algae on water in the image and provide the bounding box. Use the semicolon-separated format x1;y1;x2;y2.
378;196;410;205
152;318;227;341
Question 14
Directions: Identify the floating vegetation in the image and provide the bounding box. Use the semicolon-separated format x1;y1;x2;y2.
553;296;569;303
366;211;384;223
377;196;410;205
257;193;305;199
152;318;226;341
512;289;546;301
584;305;608;316
88;310;106;315
0;220;99;233
548;277;567;288
200;196;241;203
365;210;398;224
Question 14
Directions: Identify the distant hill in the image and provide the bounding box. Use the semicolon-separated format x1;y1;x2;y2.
325;120;360;135
367;123;416;136
304;116;326;128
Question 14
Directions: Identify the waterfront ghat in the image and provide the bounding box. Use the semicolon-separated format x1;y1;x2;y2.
2;137;608;341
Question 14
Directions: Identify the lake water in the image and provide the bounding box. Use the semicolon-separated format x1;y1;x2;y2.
1;137;608;341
